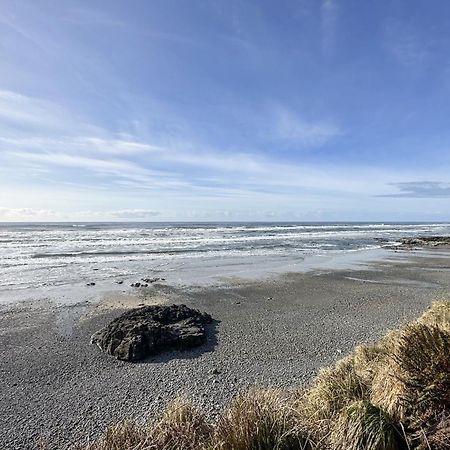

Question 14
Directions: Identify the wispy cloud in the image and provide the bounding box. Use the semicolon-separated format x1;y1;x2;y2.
1;89;448;221
0;136;160;156
272;106;341;146
0;91;70;130
107;209;160;219
65;8;126;28
0;90;345;194
383;18;431;69
0;207;160;221
0;11;38;43
1;139;414;200
321;0;338;53
0;207;56;220
382;181;450;198
4;150;190;190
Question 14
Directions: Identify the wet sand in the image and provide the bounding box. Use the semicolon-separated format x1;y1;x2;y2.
1;249;450;449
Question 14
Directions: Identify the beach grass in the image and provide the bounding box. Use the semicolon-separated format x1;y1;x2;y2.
73;300;450;450
213;388;313;450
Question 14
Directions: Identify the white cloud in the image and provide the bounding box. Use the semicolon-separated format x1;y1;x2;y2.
0;91;74;131
0;207;161;221
0;135;160;157
107;209;160;219
78;137;160;155
0;207;56;221
4;149;191;190
273;106;341;146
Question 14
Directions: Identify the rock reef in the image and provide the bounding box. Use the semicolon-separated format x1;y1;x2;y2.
400;236;450;248
91;304;213;361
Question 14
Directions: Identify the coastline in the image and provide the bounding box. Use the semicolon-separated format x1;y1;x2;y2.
0;246;402;306
1;248;450;448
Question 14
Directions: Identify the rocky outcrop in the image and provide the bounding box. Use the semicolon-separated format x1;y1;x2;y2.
400;236;450;248
91;304;213;362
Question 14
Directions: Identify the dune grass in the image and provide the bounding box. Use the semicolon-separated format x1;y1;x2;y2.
80;398;211;450
330;400;403;450
214;389;313;450
72;300;450;450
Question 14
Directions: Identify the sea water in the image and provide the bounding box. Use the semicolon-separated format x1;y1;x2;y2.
0;222;449;301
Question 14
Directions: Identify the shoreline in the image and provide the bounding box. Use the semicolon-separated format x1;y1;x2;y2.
1;248;450;448
0;246;419;307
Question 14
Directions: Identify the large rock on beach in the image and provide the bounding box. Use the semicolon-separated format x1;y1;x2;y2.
91;304;213;361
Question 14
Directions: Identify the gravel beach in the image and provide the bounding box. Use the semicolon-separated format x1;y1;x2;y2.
1;249;450;449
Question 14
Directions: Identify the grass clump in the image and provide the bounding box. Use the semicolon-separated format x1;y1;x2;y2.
304;342;387;428
305;355;368;421
80;398;211;450
72;300;450;450
81;421;149;450
330;400;403;450
419;299;450;332
371;322;450;448
147;397;211;450
301;342;389;445
214;389;313;450
372;323;450;416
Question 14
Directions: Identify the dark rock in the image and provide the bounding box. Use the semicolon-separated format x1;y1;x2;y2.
211;368;221;375
86;282;95;286
90;304;213;362
131;282;141;288
142;277;160;283
116;281;124;285
399;236;450;248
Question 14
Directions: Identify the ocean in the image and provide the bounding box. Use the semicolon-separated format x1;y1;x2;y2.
1;222;449;298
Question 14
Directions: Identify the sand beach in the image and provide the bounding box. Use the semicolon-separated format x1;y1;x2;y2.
1;247;450;448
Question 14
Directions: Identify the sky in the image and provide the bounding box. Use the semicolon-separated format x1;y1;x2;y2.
1;0;450;222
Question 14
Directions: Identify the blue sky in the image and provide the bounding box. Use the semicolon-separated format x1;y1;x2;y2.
1;0;450;221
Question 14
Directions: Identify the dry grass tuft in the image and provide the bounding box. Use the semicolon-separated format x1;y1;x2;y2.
215;388;313;450
147;397;211;450
78;398;211;450
81;421;149;450
352;343;388;385
419;299;450;332
330;400;403;450
304;356;368;423
372;322;450;427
